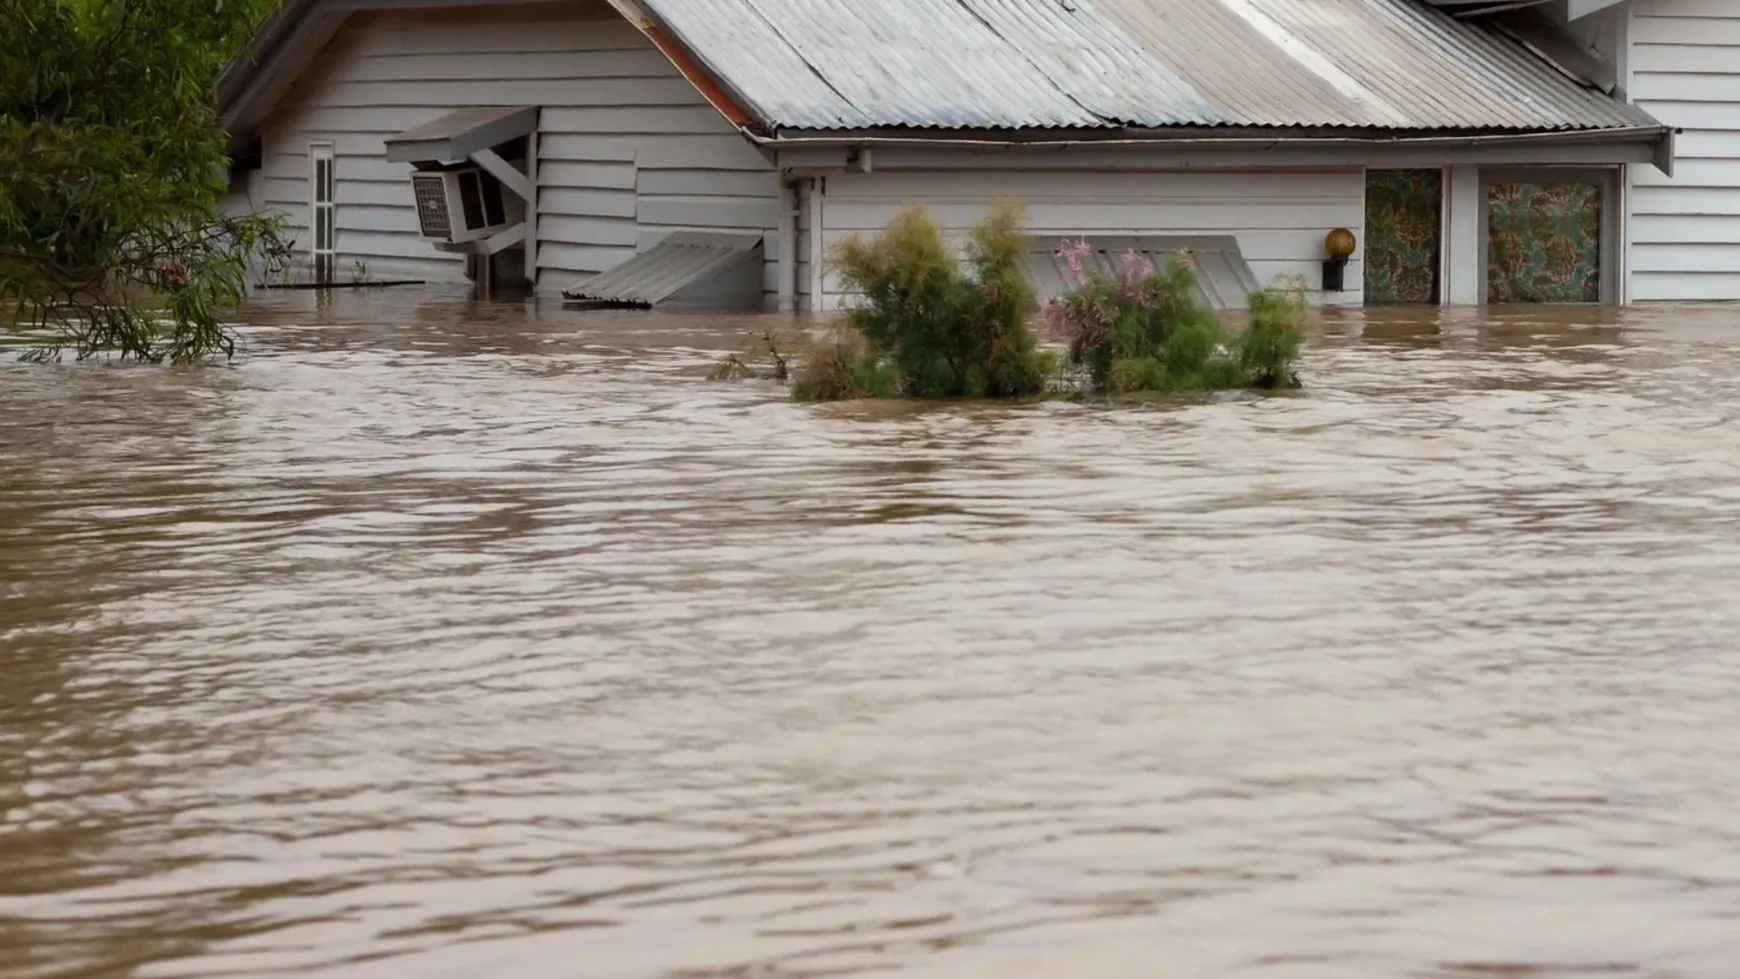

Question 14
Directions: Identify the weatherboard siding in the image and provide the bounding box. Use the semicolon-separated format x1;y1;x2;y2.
813;170;1365;310
256;2;781;296
1628;0;1740;301
219;169;271;286
219;169;262;219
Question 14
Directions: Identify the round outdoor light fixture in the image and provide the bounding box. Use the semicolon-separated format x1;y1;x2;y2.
1321;228;1356;293
1325;227;1357;259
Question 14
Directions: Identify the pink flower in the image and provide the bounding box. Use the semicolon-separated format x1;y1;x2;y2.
1117;250;1155;300
1055;238;1093;289
1120;250;1155;281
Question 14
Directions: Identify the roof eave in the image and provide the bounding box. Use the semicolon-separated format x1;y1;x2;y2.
1565;0;1630;19
218;0;338;156
758;123;1673;148
761;124;1679;176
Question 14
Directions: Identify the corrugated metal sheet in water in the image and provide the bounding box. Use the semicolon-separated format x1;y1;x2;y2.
563;233;761;306
637;0;1659;133
1024;235;1261;310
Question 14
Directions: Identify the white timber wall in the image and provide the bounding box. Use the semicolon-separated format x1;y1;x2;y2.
1560;3;1634;304
219;169;262;219
256;2;782;297
219;169;273;286
812;170;1365;310
1629;0;1740;301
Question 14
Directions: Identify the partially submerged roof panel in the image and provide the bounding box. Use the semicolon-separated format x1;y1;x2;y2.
1026;236;1262;311
635;0;1660;134
384;106;539;165
562;233;764;310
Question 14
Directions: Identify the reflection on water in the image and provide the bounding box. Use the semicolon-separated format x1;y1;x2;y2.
3;291;1740;979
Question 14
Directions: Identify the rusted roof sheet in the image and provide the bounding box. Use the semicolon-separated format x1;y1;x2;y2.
635;0;1660;133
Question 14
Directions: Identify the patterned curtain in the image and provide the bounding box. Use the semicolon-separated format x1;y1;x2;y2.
1363;169;1442;304
1487;183;1602;303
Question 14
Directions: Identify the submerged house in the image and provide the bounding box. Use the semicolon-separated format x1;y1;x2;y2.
217;0;1714;311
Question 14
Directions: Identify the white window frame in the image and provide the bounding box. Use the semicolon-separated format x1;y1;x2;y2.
309;141;336;283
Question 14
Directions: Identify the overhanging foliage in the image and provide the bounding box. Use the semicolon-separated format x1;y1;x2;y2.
1;0;284;363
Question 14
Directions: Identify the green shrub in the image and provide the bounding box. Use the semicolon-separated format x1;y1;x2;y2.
1163;319;1218;377
1108;356;1164;394
1043;241;1310;395
803;202;1049;401
765;205;1309;402
791;333;898;401
1239;279;1308;389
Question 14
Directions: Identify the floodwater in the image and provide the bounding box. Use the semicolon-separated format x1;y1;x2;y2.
3;292;1740;979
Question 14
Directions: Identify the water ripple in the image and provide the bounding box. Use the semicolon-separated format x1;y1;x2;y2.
3;294;1740;978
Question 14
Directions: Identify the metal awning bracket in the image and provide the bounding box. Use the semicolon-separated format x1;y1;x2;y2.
433;223;526;256
470;148;533;201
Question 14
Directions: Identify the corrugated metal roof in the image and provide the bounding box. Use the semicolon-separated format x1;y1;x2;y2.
636;0;1660;133
561;232;763;307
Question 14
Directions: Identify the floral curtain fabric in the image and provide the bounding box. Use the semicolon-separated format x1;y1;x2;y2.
1486;182;1602;304
1363;169;1443;305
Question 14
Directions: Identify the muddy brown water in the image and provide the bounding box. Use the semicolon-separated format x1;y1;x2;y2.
4;293;1740;979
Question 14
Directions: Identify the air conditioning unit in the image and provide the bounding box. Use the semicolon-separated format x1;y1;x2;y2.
410;166;523;244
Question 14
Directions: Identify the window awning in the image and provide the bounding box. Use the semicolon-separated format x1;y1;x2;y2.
384;106;539;165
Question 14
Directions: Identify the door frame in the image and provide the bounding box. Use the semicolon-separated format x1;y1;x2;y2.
1478;167;1621;305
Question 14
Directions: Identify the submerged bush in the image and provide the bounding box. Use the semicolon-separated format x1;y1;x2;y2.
1043;240;1307;394
710;326;798;383
791;332;898;401
799;202;1050;401
752;204;1309;402
1240;281;1310;389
